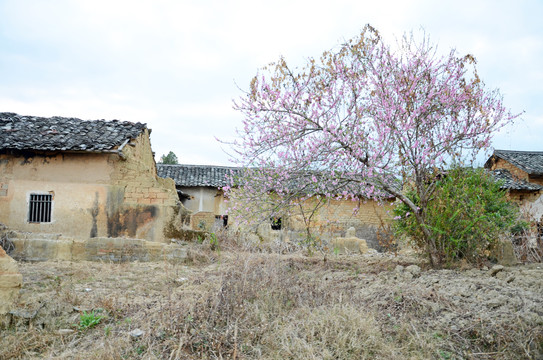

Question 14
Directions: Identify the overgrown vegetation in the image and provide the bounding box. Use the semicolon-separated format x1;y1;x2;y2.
511;207;543;263
1;243;542;359
393;167;519;266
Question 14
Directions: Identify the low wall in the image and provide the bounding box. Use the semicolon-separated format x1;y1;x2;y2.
9;233;188;263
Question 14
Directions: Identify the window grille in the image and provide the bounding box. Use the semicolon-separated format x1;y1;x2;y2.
28;194;52;223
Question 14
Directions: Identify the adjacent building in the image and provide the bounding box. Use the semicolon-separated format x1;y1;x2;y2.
157;164;236;231
157;164;393;248
485;149;543;221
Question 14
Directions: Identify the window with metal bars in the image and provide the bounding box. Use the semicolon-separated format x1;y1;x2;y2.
28;194;52;223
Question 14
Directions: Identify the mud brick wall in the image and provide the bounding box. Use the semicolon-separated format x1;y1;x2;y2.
0;129;184;243
111;130;179;208
229;194;393;250
490;158;529;181
290;198;393;249
190;212;216;231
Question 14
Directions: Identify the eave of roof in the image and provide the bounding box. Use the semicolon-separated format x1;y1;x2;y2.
490;169;543;191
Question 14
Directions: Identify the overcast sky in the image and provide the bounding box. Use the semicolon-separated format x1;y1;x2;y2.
0;0;541;166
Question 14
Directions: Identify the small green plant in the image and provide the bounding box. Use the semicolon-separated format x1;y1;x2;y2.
209;232;219;253
77;310;103;331
135;345;146;355
439;349;453;360
104;326;111;337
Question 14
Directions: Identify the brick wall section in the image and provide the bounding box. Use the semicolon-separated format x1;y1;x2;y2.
286;198;391;233
508;190;542;207
228;192;393;249
190;212;216;231
110;130;179;208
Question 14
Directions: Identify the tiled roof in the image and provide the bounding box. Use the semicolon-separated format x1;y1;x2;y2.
157;164;396;198
487;150;543;176
157;164;241;188
0;112;147;152
490;169;543;191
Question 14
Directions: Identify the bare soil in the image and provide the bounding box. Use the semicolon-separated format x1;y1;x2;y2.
1;244;542;359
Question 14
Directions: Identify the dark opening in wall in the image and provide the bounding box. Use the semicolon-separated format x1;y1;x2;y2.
271;217;282;230
215;215;228;228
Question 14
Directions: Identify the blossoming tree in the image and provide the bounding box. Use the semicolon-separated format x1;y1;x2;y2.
227;25;519;266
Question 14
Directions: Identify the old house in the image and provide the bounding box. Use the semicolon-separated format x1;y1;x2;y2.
157;164;392;248
0;113;181;244
157;164;235;231
485;149;543;221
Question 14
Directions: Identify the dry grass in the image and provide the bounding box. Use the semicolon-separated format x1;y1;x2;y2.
1;243;542;359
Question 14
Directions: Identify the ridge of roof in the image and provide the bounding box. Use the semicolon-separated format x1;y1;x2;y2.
494;149;543;155
158;163;241;169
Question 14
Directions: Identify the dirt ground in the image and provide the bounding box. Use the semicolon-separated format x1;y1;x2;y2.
1;244;542;359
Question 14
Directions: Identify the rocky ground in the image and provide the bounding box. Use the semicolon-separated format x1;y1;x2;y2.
0;244;542;359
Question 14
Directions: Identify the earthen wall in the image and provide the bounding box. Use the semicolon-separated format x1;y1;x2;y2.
0;130;182;243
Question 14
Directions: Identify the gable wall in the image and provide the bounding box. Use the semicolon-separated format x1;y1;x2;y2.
104;130;182;242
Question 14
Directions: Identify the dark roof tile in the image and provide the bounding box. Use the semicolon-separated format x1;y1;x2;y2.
157;164;240;188
157;164;396;198
487;150;543;176
490;169;543;191
0;112;147;152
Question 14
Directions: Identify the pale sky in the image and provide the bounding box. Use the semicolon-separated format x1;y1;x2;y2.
0;0;541;166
